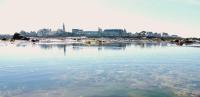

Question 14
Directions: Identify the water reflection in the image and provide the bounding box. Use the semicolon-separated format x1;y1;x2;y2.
38;42;171;54
35;42;172;56
0;41;200;97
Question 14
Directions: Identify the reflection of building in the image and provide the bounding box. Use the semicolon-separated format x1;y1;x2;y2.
39;44;67;55
103;43;128;50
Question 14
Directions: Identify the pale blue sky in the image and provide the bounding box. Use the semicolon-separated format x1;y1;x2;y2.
102;0;200;24
0;0;199;37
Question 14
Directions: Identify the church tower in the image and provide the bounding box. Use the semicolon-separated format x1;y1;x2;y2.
62;23;66;32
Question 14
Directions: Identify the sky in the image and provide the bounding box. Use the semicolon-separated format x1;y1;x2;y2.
0;0;200;37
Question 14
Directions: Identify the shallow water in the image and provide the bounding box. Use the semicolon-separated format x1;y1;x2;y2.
0;41;200;97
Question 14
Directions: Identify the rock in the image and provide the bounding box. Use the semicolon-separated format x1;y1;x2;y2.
12;33;30;41
12;33;23;39
31;39;39;42
1;38;8;41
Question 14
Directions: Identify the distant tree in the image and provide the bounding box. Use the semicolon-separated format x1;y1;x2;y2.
12;33;23;39
12;33;30;41
140;31;147;36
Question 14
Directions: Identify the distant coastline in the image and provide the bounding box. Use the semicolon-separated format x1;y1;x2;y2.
0;24;200;46
0;34;200;47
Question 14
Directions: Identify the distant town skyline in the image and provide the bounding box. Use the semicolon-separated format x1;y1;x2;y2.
14;23;179;39
0;0;200;37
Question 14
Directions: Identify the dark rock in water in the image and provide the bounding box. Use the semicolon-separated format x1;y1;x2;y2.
1;38;8;41
12;33;23;39
12;33;30;41
184;40;194;44
171;39;183;46
183;38;195;45
21;37;30;41
178;41;184;46
10;39;15;42
171;39;195;46
174;39;179;43
31;39;39;42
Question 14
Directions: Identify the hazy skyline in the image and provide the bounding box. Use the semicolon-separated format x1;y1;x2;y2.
0;0;200;37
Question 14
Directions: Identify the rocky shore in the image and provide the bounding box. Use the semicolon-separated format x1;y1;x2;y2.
1;33;200;46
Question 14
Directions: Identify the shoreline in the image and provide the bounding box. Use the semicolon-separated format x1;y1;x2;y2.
1;37;200;46
1;38;200;49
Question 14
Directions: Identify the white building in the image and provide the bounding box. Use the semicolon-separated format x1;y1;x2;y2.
162;32;169;38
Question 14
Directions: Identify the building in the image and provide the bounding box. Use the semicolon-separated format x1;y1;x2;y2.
83;31;101;37
62;23;66;32
37;29;51;37
146;32;154;38
171;35;179;38
29;31;37;37
162;32;169;38
153;33;161;38
0;34;12;39
103;29;127;37
55;29;66;36
72;29;83;33
98;27;103;33
72;29;84;36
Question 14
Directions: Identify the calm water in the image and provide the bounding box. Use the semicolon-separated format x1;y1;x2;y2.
0;41;200;97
